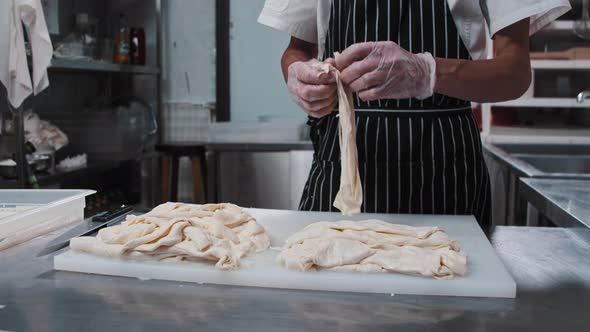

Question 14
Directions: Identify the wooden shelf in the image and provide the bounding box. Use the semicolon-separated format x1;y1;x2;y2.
49;59;160;75
491;98;588;109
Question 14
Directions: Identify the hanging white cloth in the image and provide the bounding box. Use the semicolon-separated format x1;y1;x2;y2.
18;0;53;96
0;0;52;108
0;0;32;108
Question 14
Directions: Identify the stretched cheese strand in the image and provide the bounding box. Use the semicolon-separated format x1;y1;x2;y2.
315;58;363;216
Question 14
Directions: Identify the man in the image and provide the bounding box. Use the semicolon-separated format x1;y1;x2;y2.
258;0;571;228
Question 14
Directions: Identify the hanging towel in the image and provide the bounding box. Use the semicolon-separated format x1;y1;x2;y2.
0;0;32;108
18;0;53;95
0;0;52;108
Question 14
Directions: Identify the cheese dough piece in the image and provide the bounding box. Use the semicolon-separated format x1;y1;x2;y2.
315;60;362;216
70;203;271;270
284;220;461;251
277;220;467;279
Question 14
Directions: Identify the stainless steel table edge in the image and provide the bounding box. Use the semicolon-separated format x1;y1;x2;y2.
519;178;590;242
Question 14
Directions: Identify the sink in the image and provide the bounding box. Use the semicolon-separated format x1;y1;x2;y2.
512;154;590;176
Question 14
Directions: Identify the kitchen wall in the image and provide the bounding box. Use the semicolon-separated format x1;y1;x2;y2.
159;0;215;202
161;0;305;123
161;0;216;105
229;0;305;123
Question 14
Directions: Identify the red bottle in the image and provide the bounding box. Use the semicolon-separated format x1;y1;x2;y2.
130;28;146;65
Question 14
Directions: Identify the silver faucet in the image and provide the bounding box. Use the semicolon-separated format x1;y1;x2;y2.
577;91;590;103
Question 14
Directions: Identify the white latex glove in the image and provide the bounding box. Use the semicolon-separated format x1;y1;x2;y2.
287;59;338;118
336;41;436;101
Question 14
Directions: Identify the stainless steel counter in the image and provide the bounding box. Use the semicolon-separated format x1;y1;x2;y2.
202;142;314;209
1;226;589;331
207;141;313;152
483;143;590;227
520;178;590;238
153;141;314;207
483;143;590;179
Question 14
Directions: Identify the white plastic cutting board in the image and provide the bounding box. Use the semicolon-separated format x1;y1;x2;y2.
54;209;516;298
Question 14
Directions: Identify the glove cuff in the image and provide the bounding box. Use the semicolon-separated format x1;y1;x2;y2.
415;52;436;100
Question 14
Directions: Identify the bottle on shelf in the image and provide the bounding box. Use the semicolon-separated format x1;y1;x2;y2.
130;27;146;65
113;14;130;64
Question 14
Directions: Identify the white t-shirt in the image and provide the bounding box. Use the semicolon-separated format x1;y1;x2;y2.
258;0;572;60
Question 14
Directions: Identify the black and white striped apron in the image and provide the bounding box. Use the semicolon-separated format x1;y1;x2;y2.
299;0;491;228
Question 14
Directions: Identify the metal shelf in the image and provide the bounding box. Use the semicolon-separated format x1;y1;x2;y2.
0;160;127;188
5;0;162;189
531;60;590;70
542;20;574;31
39;161;128;186
491;98;588;109
49;58;160;75
483;126;590;145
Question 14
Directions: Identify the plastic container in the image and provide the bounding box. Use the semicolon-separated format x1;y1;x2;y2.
0;190;95;240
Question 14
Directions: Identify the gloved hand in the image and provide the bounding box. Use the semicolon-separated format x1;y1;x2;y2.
287;59;338;118
335;41;436;101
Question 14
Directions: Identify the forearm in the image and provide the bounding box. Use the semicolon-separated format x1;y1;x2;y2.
281;38;317;82
434;18;531;103
434;55;531;103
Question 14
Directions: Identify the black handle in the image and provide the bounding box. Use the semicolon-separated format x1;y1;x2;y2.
92;205;133;222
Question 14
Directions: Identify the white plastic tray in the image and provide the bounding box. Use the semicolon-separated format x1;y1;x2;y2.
55;209;517;298
0;190;95;240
